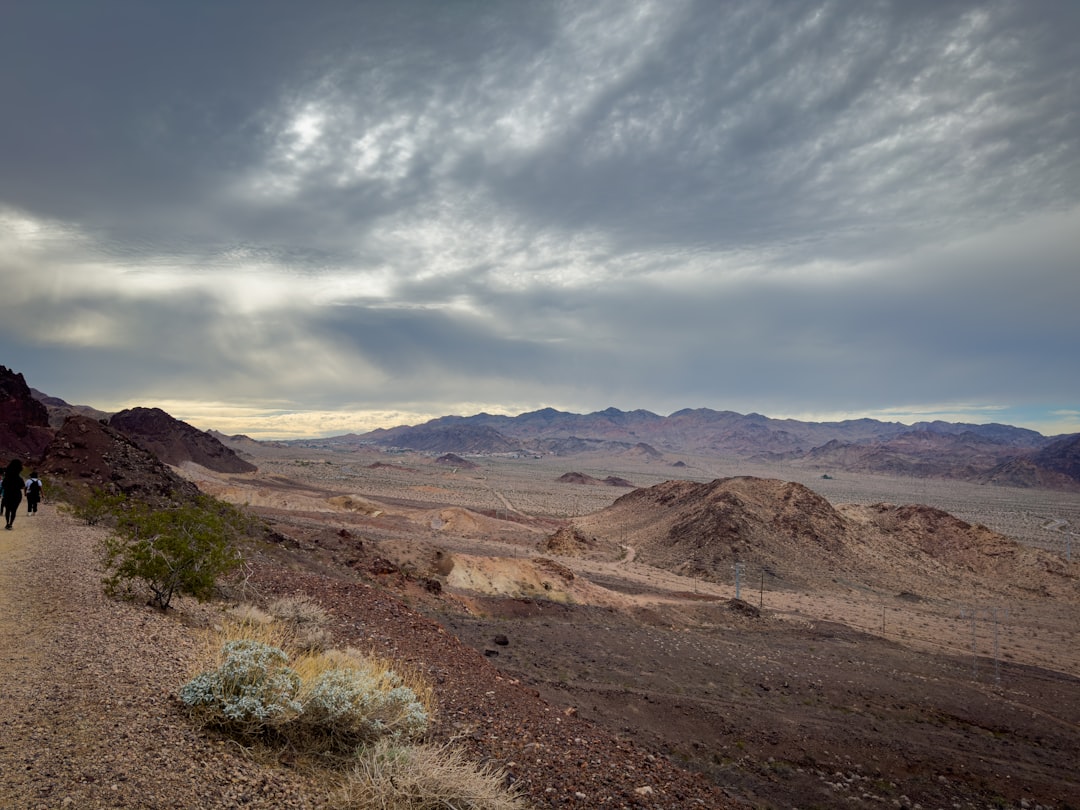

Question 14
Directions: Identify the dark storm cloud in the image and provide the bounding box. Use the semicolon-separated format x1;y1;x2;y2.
0;1;1078;436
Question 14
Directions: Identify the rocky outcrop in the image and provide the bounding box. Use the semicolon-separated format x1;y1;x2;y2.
109;407;256;473
40;416;200;504
435;453;478;469
0;366;54;459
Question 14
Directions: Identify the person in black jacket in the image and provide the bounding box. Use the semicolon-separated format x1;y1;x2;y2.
2;460;25;529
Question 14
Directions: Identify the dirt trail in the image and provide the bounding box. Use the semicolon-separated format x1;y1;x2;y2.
0;509;51;701
0;506;321;808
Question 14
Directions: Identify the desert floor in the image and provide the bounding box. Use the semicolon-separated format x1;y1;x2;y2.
189;442;1080;809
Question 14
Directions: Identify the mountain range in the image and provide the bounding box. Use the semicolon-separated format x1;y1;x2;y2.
294;406;1080;492
1;361;1077;492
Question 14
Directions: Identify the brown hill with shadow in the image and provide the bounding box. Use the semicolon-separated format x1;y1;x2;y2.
568;476;1075;597
435;453;478;469
800;429;1024;479
557;471;636;488
973;457;1080;492
963;433;1080;492
571;477;851;583
41;415;200;505
109;407;256;474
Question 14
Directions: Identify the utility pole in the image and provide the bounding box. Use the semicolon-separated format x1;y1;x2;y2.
960;605;1008;685
960;606;978;680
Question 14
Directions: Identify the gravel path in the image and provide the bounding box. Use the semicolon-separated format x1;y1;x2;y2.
0;504;325;809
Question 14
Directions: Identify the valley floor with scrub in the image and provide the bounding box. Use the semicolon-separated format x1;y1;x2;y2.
185;442;1080;809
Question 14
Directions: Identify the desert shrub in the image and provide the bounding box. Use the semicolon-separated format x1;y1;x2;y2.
291;649;431;751
268;596;332;651
222;598;331;652
100;494;246;609
269;595;329;627
181;631;431;753
179;639;302;735
226;603;276;628
329;739;529;810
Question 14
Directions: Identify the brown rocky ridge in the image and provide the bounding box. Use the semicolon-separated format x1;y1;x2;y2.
569;476;1075;597
40;415;201;505
31;387;110;428
435;452;478;469
109;406;256;473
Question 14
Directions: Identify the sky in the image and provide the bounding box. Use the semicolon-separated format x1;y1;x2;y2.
1;1;1078;440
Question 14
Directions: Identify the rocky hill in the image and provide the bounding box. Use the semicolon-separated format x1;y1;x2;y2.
799;429;1032;480
434;453;478;469
109;407;256;473
1031;432;1080;480
0;366;53;459
568;476;1073;596
40;415;200;504
556;471;635;487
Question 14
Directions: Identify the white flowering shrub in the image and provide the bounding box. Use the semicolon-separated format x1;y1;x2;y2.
181;638;430;752
179;639;302;733
300;666;429;747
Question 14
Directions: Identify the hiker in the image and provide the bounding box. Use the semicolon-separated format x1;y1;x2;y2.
25;471;43;514
2;460;24;529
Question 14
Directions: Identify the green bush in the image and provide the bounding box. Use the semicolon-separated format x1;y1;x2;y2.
100;494;246;609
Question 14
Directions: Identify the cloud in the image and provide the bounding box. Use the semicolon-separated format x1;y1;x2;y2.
0;1;1077;437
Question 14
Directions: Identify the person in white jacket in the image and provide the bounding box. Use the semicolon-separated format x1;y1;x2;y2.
25;472;43;514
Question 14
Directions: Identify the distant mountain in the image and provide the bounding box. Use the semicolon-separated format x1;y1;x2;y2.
974;434;1080;491
800;429;1027;479
351;406;1078;491
30;388;110;428
1031;433;1080;479
364;423;522;454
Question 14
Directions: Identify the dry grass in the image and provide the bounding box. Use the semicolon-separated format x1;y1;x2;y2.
328;740;529;810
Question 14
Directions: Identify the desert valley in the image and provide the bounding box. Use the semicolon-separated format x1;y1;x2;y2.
3;364;1080;808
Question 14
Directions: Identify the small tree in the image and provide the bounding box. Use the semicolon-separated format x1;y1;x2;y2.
101;495;246;609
